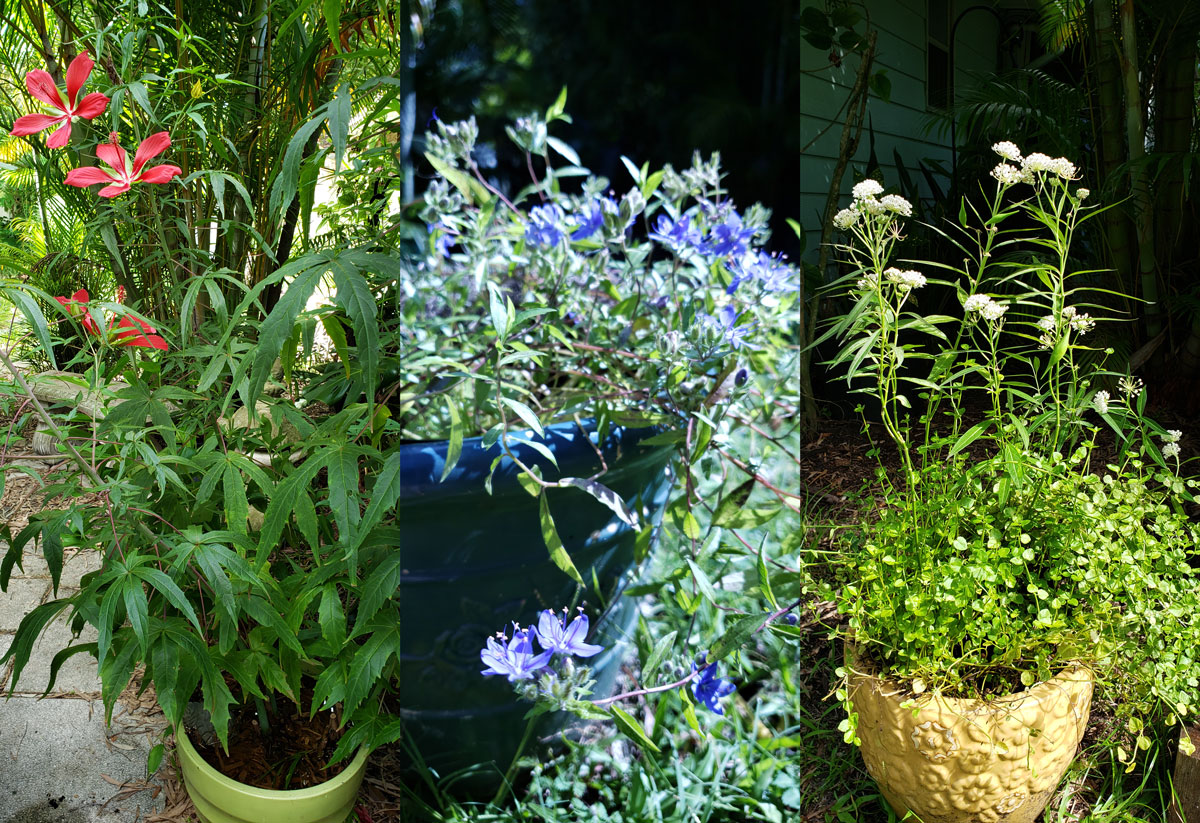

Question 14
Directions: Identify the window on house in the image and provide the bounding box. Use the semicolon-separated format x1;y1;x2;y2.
927;0;952;111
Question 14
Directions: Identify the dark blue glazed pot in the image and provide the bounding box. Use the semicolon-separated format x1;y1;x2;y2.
394;420;674;779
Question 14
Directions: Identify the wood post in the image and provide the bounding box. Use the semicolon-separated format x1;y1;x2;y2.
1170;724;1200;823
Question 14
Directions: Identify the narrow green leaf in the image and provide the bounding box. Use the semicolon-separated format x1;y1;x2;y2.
441;397;463;482
641;630;677;685
320;314;352;377
501;398;544;437
610;706;660;753
758;544;778;610
713;478;756;528
709;614;762;662
540;494;583;585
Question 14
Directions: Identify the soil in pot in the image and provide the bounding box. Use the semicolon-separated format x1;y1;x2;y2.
188;696;348;791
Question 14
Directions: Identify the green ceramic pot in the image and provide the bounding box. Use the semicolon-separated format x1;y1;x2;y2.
395;419;674;777
176;729;368;823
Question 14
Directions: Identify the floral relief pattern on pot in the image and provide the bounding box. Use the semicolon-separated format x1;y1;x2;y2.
848;655;1093;823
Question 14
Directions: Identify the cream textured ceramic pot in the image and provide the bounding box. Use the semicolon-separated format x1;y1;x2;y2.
847;653;1093;823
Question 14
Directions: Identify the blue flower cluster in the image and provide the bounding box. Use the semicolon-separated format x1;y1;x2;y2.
698;305;753;350
525;204;566;247
691;654;737;714
480;608;603;682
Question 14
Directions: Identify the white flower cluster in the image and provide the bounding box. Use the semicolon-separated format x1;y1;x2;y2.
992;141;1022;162
852;179;884;199
833;180;913;230
856;271;880;291
884;267;927;291
833;208;857;230
1093;390;1110;415
1061;306;1094;333
880;194;913;217
963;293;1007;321
991;164;1024;186
1076;188;1089;201
989;142;1077;185
1162;429;1183;460
1118;376;1144;398
1037;306;1094;348
1022;152;1077;180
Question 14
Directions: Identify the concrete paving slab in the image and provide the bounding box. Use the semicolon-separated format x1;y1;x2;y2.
57;552;101;591
7;551;48;580
0;696;165;822
6;616;100;696
0;579;48;632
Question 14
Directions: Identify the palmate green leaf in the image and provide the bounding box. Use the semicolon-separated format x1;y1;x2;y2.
241;595;304;656
324;0;343;52
134;567;201;633
344;619;402;716
246;252;330;406
344;450;404;564
320;314;352;377
268;108;329;218
1;599;70;690
319;583;347;649
610;706;660;753
223;462;249;534
258;449;331;566
326;442;365;553
122;577;150;654
351;553;403;638
331;260;379;412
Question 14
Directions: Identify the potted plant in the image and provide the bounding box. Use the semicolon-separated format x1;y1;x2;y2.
0;48;805;802
0;49;405;818
811;144;1200;821
256;95;805;774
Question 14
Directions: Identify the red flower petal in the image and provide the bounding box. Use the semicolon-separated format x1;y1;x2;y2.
136;164;182;185
64;166;120;188
25;70;66;111
97;181;132;198
74;92;110;120
70;289;89;303
10;113;63;136
45;119;72;149
131;132;171;177
81;313;100;336
64;52;94;109
113;315;167;349
95;139;127;175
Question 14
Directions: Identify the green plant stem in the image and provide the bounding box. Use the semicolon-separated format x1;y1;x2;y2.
491;716;538;807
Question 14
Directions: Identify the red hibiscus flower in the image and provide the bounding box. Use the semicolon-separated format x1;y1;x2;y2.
52;288;168;350
111;314;168;351
10;52;110;149
64;131;182;198
54;288;99;336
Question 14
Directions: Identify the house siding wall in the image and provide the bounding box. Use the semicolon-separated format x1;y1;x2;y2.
799;0;1002;261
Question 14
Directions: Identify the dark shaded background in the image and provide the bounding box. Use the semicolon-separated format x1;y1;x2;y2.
410;0;801;254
